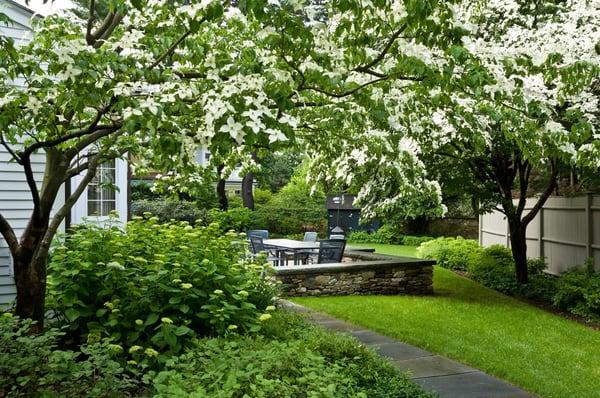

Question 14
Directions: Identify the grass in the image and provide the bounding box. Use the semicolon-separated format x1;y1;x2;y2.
294;244;600;398
347;242;419;257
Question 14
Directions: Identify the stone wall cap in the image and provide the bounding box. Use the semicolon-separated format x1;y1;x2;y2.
275;252;435;275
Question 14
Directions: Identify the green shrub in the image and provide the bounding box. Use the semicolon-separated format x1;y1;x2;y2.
468;245;554;298
131;199;207;225
401;235;435;246
152;312;434;398
417;237;482;270
131;181;161;201
347;225;403;244
553;261;600;319
253;188;273;205
252;165;327;236
468;245;518;294
47;217;276;369
0;314;136;398
207;207;253;232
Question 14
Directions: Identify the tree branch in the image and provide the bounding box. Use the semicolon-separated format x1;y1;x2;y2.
0;131;21;164
149;17;207;70
93;12;124;48
67;125;122;157
20;155;41;218
39;156;100;256
522;159;558;226
353;25;406;74
86;0;96;45
0;213;19;256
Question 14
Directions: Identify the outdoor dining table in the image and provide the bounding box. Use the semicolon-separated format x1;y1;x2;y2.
263;238;320;266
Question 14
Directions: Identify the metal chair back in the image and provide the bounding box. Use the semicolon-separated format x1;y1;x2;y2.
329;234;345;240
248;229;269;239
250;236;266;254
303;232;318;242
317;239;346;264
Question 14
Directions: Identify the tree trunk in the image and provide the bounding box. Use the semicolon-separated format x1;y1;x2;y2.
217;179;228;210
216;164;228;210
241;172;254;210
507;217;528;284
241;152;257;210
14;244;48;330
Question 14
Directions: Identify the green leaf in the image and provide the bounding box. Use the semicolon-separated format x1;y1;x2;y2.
145;313;159;326
65;308;80;321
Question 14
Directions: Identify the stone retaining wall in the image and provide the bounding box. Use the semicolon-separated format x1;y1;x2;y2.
275;251;434;297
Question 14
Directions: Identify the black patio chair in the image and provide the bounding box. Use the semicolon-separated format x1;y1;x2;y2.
295;231;319;264
249;236;282;266
247;229;269;239
316;239;346;264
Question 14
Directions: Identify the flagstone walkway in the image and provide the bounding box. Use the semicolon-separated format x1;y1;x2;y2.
282;300;536;398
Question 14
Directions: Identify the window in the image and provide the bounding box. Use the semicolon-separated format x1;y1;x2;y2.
87;160;116;216
234;189;241;196
204;152;211;161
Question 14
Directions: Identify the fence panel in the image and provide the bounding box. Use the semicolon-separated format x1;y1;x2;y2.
479;195;600;274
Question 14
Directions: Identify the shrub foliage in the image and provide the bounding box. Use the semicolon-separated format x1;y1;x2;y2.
47;217;276;368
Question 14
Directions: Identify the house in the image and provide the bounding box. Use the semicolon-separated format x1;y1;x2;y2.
0;0;129;306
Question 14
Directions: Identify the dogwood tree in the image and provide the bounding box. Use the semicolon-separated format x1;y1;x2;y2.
0;0;464;325
309;0;600;283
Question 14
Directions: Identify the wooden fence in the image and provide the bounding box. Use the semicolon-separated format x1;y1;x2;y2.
479;195;600;274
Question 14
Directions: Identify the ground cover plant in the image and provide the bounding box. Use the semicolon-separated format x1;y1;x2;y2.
152;311;436;398
294;244;600;398
1;309;435;398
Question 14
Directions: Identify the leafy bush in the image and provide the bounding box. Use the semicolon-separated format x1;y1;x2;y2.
553;261;600;319
47;217;276;369
152;312;434;398
468;245;555;298
401;235;435;246
468;245;518;293
252;165;327;236
253;188;273;205
417;237;482;270
131;181;161;201
348;225;402;244
207;207;253;232
0;314;136;398
131;199;207;225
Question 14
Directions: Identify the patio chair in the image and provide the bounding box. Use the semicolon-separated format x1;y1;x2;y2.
296;231;319;264
316;239;346;264
329;234;345;240
303;232;318;242
249;236;282;266
248;229;269;239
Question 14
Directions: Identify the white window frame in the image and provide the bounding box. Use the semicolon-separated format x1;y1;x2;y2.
71;156;128;225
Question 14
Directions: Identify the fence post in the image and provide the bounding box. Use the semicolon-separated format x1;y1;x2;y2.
539;205;544;259
506;214;510;247
586;194;593;258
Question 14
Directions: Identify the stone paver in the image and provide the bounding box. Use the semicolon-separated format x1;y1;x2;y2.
414;372;536;398
391;355;476;379
281;300;537;398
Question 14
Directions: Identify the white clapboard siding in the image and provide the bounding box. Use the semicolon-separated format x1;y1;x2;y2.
0;1;39;306
0;144;65;306
0;0;129;307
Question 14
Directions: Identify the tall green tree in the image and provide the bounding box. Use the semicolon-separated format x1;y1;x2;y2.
308;0;600;283
0;0;465;325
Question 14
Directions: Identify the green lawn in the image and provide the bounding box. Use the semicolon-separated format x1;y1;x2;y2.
347;243;419;257
295;244;600;398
